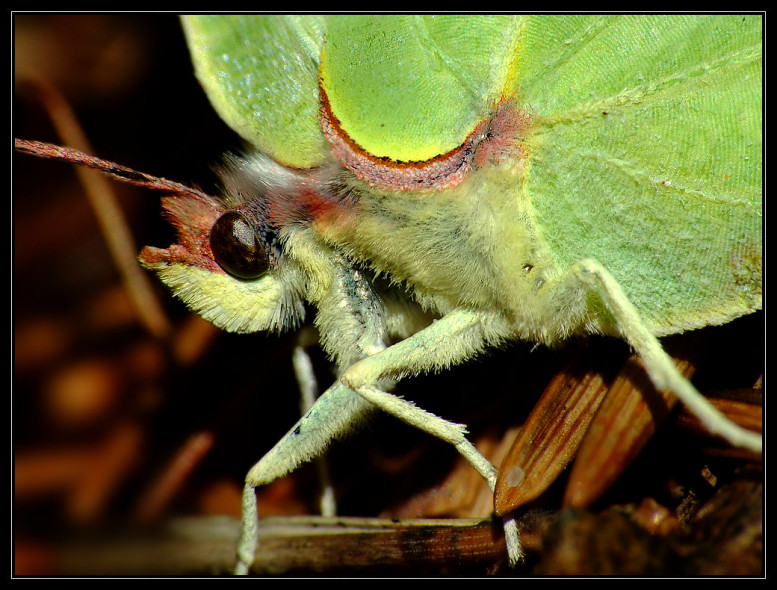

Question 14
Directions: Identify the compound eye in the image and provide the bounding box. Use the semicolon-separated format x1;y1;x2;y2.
209;211;270;280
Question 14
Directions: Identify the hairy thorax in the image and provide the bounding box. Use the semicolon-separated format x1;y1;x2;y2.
310;164;562;331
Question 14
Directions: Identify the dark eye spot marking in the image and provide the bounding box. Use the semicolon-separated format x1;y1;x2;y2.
209;211;270;280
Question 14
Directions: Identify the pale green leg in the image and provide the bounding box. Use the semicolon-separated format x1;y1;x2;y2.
354;383;522;565
234;482;259;576
236;308;523;573
559;260;762;454
235;258;390;575
293;345;336;518
234;382;373;575
339;309;523;565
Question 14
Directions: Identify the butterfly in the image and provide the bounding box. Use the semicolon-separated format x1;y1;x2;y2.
15;14;762;574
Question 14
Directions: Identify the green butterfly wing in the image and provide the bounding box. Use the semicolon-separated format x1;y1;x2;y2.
516;15;762;333
319;15;522;162
182;14;762;336
182;15;328;168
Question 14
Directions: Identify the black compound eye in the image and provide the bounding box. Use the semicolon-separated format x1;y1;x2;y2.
209;211;270;280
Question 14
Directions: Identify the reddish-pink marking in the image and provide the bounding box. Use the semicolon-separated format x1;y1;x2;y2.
319;85;531;192
140;192;225;274
264;186;347;228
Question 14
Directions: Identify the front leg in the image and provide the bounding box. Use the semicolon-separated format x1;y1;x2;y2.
339;309;523;565
339;308;508;480
542;259;762;454
238;307;522;573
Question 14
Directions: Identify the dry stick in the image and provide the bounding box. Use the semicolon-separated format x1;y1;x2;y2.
58;515;521;575
15;77;176;340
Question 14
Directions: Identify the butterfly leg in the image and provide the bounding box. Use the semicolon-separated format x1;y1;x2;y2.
236;257;391;574
542;258;762;454
292;342;336;517
339;308;523;565
353;382;522;565
235;381;375;574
